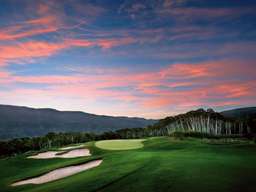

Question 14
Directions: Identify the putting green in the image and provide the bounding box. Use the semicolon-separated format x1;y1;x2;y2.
95;139;145;150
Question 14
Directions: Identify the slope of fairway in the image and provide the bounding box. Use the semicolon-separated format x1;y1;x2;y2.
1;137;256;192
95;139;145;150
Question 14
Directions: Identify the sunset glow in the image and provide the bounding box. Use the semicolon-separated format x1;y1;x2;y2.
0;0;255;118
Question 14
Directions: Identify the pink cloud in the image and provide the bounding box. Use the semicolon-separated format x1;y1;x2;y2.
97;37;136;49
0;36;137;66
0;71;10;79
0;3;60;41
12;75;85;84
0;41;66;66
66;37;136;49
1;59;255;118
0;24;57;41
67;39;94;47
0;2;137;67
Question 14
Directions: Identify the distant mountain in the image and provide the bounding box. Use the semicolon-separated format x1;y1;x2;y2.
0;105;156;140
221;107;256;119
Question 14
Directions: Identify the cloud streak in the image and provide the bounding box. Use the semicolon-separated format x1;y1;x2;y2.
1;59;255;117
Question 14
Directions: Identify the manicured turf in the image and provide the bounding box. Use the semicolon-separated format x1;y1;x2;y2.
1;137;256;192
95;139;145;150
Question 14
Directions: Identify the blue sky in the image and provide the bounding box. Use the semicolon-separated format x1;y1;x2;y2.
0;0;256;118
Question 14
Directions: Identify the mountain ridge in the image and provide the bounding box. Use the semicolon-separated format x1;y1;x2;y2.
0;104;156;140
220;107;256;119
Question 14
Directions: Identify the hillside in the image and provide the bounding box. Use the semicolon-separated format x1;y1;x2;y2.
0;105;156;140
221;107;256;119
150;108;254;137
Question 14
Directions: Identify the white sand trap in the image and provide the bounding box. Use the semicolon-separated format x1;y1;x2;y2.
58;149;90;158
11;159;102;186
60;144;85;150
27;149;91;159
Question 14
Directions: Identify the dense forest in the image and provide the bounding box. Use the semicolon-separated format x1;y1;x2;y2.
1;108;255;157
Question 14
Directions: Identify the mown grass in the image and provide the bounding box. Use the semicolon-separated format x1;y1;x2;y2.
95;139;145;150
1;137;256;192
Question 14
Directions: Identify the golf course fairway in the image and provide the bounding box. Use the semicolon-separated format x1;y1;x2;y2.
1;137;256;192
95;139;145;150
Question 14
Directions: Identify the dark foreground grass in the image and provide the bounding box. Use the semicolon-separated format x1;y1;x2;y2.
1;137;256;192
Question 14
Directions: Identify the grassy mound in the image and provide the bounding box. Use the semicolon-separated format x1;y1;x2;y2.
95;139;145;150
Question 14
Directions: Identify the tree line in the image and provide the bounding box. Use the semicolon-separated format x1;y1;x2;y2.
1;108;255;157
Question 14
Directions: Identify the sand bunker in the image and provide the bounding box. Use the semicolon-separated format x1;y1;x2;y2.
59;144;85;150
27;149;91;159
11;159;102;186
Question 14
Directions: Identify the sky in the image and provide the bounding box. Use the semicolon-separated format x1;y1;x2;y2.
0;0;256;119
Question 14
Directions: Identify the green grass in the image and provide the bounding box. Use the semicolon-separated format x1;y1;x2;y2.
1;137;256;192
95;139;145;150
